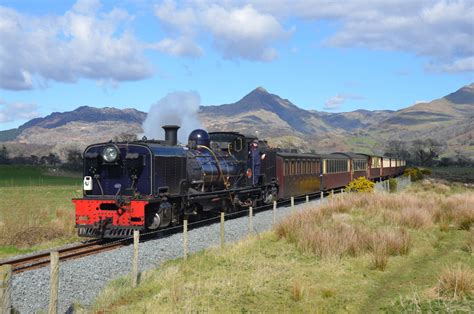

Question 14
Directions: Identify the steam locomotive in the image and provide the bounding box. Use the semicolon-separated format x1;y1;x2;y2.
73;126;278;237
73;126;405;238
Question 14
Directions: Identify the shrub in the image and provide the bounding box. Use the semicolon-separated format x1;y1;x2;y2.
420;168;432;176
345;177;375;193
437;264;474;300
388;178;397;193
404;167;424;182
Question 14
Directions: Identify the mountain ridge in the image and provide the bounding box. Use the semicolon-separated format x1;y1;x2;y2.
1;83;473;158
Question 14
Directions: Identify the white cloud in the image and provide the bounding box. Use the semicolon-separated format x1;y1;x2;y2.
0;0;153;90
0;101;40;123
414;100;428;104
151;37;203;58
250;0;474;73
323;94;364;110
154;1;287;61
428;56;474;73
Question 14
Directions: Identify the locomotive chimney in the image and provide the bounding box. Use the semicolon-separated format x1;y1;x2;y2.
162;125;180;146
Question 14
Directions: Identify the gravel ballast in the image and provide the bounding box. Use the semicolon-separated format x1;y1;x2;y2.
12;199;322;313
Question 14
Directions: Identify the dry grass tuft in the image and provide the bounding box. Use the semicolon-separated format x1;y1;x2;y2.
291;279;304;301
295;222;368;258
437;264;474;300
373;228;411;256
275;197;412;263
371;240;388;271
398;208;434;229
436;194;474;230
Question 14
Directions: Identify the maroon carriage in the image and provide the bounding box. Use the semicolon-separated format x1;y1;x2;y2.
319;154;351;191
271;152;321;199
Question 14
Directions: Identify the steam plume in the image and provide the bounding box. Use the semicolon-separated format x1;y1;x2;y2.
142;91;203;144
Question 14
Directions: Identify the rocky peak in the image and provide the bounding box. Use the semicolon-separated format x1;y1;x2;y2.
444;82;474;104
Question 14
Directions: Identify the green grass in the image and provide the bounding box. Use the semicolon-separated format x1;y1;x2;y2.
429;166;474;183
0;165;80;186
0;246;35;257
346;137;378;154
91;183;474;312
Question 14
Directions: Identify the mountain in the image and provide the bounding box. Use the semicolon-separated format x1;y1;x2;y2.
199;87;333;141
1;83;473;159
21;106;146;130
383;84;474;127
201;87;316;133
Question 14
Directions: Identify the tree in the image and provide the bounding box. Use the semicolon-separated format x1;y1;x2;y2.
29;155;39;165
0;145;10;164
63;148;83;171
47;153;60;166
411;139;443;166
385;140;411;160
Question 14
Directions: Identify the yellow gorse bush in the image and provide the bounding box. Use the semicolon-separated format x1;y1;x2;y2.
345;176;375;193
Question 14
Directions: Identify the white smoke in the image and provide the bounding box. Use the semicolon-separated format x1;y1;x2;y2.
142;91;203;144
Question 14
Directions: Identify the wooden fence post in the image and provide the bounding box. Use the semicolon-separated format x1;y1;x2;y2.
183;219;188;259
248;207;253;235
220;212;225;249
131;230;139;288
291;197;295;212
48;251;59;314
0;265;12;314
306;195;309;203
272;201;277;225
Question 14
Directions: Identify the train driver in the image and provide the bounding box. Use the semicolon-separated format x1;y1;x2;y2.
248;140;266;186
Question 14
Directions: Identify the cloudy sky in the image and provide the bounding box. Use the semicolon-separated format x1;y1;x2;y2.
0;0;473;130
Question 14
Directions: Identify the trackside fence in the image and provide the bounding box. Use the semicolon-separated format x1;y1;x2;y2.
1;176;409;312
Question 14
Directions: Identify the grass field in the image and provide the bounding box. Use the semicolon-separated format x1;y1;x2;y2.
0;165;80;187
0;165;81;258
429;167;474;183
91;180;473;312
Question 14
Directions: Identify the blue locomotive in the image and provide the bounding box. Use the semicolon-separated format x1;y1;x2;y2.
73;125;278;237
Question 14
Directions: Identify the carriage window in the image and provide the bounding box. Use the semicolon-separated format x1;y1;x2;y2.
353;160;367;171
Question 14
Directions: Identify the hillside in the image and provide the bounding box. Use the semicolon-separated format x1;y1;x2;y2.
0;83;473;158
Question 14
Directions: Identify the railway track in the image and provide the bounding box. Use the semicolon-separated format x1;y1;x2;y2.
0;239;130;274
1;190;334;275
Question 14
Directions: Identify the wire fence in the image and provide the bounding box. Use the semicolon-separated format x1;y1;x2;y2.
0;176;409;313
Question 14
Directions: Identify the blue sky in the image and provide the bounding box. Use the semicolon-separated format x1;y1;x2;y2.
0;0;473;130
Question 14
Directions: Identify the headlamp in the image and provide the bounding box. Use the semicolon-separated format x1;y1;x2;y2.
102;146;119;163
